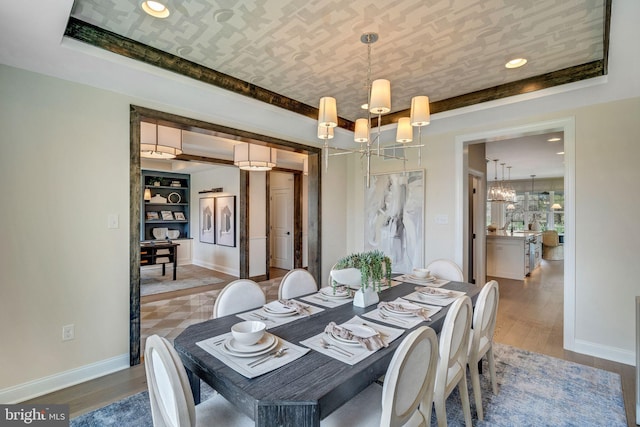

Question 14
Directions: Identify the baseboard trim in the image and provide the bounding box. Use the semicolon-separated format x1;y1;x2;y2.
192;260;238;277
572;338;635;366
1;353;130;404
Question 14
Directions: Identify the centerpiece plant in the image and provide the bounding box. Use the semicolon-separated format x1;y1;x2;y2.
333;250;392;292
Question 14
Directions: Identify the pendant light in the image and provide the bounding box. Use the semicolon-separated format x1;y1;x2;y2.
140;122;183;159
233;143;277;171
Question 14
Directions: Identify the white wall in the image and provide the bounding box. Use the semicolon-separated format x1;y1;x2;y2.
190;166;240;275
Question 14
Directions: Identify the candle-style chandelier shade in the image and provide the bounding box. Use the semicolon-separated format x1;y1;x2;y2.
317;32;431;187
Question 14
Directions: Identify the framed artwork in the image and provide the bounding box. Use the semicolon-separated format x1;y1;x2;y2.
364;170;424;274
199;197;215;244
160;210;174;220
146;211;159;220
174;212;186;221
215;195;236;247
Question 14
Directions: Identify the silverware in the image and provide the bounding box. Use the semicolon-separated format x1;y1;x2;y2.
361;323;388;339
319;338;354;357
248;347;288;368
250;312;274;322
378;310;408;324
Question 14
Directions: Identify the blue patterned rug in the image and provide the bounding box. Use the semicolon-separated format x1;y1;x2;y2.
71;343;626;426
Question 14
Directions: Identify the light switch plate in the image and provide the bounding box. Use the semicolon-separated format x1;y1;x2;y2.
435;214;449;225
108;214;119;229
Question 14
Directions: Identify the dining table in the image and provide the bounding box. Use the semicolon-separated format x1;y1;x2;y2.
173;279;480;427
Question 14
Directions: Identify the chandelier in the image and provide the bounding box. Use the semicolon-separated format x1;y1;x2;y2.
140;122;183;159
317;33;431;187
487;160;516;202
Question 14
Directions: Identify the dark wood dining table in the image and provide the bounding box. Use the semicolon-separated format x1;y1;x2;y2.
173;280;480;427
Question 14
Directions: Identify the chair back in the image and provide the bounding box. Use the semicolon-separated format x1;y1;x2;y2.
426;259;464;281
542;230;559;247
470;280;499;361
380;326;438;427
278;269;317;299
213;279;266;318
145;335;195;427
436;296;472;396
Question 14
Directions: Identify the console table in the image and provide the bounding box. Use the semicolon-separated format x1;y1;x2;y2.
140;242;179;280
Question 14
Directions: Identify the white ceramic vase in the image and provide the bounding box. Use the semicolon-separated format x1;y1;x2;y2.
353;285;379;308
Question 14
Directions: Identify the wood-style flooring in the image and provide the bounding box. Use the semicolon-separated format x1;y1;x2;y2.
25;262;636;425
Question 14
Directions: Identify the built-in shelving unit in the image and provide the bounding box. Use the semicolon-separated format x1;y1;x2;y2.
141;171;190;241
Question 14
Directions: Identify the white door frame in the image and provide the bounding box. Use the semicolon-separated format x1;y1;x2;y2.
454;117;576;352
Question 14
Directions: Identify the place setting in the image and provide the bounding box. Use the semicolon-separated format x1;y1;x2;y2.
362;297;442;328
237;299;324;327
300;316;403;365
299;285;354;308
395;268;451;287
402;286;467;306
196;320;309;378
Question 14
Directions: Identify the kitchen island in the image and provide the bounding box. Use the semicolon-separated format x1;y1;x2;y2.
486;231;541;280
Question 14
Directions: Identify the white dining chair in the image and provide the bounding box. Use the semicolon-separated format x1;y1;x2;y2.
322;326;439;427
433;296;473;427
212;279;266;319
426;259;464;282
144;335;253;427
468;280;500;420
278;268;318;299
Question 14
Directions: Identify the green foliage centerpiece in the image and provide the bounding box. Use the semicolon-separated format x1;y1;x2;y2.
332;250;391;307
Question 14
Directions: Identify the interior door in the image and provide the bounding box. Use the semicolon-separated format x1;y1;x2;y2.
271;183;294;270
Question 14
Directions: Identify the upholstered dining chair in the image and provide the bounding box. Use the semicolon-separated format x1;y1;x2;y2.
426;259;464;282
278;268;318;299
212;279;266;319
322;326;439;427
468;280;500;420
144;335;253;427
433;296;473;427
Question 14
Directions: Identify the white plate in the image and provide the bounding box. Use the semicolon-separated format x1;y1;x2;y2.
330;323;377;346
319;287;349;298
409;274;436;282
382;302;421;316
222;335;278;358
226;333;276;353
262;301;298;316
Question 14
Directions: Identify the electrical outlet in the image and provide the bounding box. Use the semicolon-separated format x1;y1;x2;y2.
62;324;75;341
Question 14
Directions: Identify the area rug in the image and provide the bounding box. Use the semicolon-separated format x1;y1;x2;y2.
141;276;224;296
70;343;627;426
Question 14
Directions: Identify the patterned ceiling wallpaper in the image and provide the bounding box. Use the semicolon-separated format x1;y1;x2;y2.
71;0;605;120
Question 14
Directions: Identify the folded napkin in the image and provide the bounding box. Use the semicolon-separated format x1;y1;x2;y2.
278;299;310;315
377;301;431;321
323;322;386;351
414;286;455;297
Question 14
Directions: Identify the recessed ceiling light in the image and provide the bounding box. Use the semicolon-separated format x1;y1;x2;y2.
141;1;170;18
548;137;562;142
361;103;369;110
505;58;527;69
557;151;565;155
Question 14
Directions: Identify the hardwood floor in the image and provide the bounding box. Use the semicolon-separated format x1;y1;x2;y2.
25;262;636;425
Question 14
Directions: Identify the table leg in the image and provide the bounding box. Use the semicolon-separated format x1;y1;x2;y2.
185;368;201;404
162;262;166;276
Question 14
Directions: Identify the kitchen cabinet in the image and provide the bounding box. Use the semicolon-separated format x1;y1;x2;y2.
486;231;541;280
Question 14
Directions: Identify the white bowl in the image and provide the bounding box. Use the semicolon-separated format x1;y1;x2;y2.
412;268;430;279
167;229;180;239
231;321;266;345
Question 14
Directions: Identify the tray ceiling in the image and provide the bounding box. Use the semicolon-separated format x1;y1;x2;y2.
67;0;609;127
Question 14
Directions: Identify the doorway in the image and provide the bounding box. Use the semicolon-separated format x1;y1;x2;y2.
129;105;322;365
270;172;295;270
456;117;576;352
